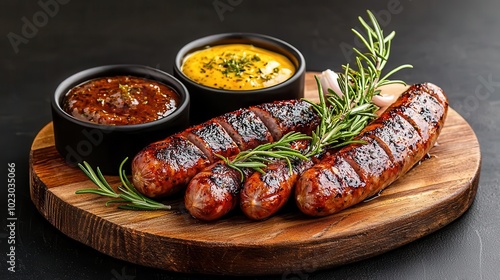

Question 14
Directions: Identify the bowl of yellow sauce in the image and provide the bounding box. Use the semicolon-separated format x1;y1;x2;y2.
173;33;305;124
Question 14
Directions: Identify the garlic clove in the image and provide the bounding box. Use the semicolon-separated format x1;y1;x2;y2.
319;69;343;97
372;94;397;108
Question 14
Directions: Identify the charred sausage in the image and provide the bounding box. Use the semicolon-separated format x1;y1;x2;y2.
239;139;314;220
240;158;314;220
182;119;241;162
215;108;274;151
295;83;448;216
250;99;320;140
132;99;320;198
184;132;318;221
131;134;210;198
184;161;247;221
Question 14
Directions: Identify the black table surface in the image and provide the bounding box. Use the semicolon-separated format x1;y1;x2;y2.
2;0;499;279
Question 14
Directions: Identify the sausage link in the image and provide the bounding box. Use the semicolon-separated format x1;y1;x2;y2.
132;99;319;198
295;83;449;216
215;108;274;151
186;138;314;221
250;99;320;140
184;161;245;221
131;134;210;198
239;139;313;220
183;119;240;162
240;158;314;220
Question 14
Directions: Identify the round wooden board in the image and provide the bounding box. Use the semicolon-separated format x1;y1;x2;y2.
29;73;481;276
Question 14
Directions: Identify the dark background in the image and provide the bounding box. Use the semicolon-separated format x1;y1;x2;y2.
2;0;500;279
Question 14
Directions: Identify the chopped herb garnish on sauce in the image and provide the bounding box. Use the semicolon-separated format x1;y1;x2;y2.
181;44;296;90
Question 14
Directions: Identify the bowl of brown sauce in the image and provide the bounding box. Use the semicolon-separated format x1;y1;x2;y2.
51;64;190;174
173;33;306;124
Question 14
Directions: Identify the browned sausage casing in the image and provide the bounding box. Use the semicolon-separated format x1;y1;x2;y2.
184;125;319;221
239;139;314;220
132;99;319;198
131;134;210;198
184;161;248;221
295;83;449;216
240;158;314;220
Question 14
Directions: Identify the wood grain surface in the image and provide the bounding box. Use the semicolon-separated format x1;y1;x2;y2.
29;73;481;276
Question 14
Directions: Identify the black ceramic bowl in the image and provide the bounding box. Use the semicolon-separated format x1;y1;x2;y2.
173;33;306;124
51;65;190;175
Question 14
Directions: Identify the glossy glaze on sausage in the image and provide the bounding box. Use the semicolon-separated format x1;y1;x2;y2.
239;139;314;220
131;134;210;198
240;158;314;220
250;99;319;140
183;126;319;221
295;83;448;216
214;108;274;151
184;161;246;221
183;119;241;162
132;99;320;198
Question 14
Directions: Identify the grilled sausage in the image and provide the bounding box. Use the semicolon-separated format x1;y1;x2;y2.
184;138;317;221
239;139;314;220
184;161;247;221
131;134;210;198
240;158;314;220
215;108;274;151
250;99;320;140
295;83;448;216
183;119;241;162
132;99;320;198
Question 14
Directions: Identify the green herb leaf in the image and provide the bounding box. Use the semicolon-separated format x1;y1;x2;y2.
217;10;412;177
75;158;171;211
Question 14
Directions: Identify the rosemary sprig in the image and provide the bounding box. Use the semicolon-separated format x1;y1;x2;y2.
348;11;413;91
76;158;171;211
75;162;119;198
216;131;311;180
304;74;378;158
218;10;412;176
305;10;413;156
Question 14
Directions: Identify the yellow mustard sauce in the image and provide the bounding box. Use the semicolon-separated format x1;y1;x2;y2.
181;44;296;90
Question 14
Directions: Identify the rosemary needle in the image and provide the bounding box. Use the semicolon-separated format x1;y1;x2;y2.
76;161;119;198
76;158;171;211
218;10;413;176
216;131;311;180
74;10;413;211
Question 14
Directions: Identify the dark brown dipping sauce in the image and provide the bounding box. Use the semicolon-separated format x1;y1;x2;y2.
62;76;180;125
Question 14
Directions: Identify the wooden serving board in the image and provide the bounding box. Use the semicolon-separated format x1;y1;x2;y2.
30;73;481;276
